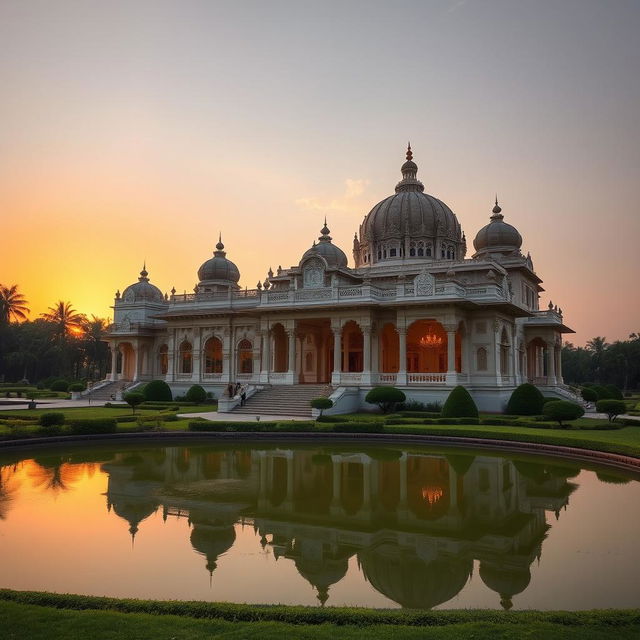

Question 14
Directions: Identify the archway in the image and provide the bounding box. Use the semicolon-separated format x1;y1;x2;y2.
407;321;446;373
271;324;288;372
119;342;135;380
179;340;192;375
341;321;363;372
158;345;168;375
380;323;399;373
203;337;223;375
237;339;253;375
526;337;546;381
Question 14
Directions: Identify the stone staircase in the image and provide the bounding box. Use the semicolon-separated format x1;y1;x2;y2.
232;384;333;417
83;380;134;402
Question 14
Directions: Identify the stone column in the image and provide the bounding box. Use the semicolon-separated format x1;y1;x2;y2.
331;326;342;385
361;327;372;384
109;343;118;382
132;342;140;381
260;330;270;383
222;328;232;384
192;329;202;383
371;328;379;384
493;322;502;385
166;330;176;382
286;328;296;384
397;329;407;385
556;344;563;383
342;329;350;371
445;327;457;385
546;340;557;385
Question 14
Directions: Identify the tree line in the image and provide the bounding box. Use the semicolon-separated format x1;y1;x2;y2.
561;335;640;390
0;284;110;383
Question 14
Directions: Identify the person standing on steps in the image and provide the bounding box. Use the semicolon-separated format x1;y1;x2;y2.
240;385;247;406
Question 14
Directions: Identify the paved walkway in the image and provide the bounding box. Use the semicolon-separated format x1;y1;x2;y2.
177;410;310;422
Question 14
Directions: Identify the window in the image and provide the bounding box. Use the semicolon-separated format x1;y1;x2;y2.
237;339;253;374
203;337;223;374
477;347;488;371
179;341;192;374
389;248;396;257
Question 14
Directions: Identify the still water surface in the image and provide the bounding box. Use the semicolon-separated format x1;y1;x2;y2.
1;442;639;610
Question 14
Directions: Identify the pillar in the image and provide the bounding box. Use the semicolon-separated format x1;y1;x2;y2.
109;343;118;382
260;330;270;383
331;326;342;385
445;328;457;385
361;327;372;384
397;329;407;385
546;340;556;385
192;329;202;382
286;329;296;384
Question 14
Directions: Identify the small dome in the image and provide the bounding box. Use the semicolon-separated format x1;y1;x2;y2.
121;265;164;303
473;198;522;257
198;235;241;284
301;220;348;268
479;561;532;610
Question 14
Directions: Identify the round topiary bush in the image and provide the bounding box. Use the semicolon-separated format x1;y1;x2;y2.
68;383;85;392
365;387;406;413
506;383;545;415
441;385;479;418
542;400;585;427
591;385;612;400
185;384;207;403
39;412;65;427
595;399;626;422
311;397;333;417
143;379;173;402
581;387;598;402
50;379;69;392
604;384;624;401
124;391;145;414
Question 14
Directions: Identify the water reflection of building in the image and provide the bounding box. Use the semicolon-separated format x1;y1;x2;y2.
101;446;577;609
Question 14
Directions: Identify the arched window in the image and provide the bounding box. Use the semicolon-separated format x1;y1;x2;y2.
203;337;223;374
179;341;192;374
477;347;488;371
426;244;432;257
237;339;253;374
158;345;168;375
447;246;455;259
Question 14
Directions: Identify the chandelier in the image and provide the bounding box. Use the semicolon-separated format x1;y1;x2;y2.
422;485;444;506
419;333;443;348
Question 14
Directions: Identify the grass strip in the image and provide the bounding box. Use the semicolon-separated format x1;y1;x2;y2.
1;590;639;629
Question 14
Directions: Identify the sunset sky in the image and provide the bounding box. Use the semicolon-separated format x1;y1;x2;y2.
1;0;638;346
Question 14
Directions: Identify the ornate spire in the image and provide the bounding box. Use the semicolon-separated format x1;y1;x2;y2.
319;218;332;242
491;195;504;221
396;143;424;193
139;262;149;281
214;233;226;257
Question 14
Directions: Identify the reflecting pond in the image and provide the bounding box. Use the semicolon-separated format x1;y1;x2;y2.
1;442;639;610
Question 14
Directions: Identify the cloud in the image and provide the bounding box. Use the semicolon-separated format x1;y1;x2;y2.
296;178;370;213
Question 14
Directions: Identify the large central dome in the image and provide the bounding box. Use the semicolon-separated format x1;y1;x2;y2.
353;146;465;267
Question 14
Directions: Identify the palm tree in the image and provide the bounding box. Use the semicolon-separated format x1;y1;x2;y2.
586;336;608;383
0;284;29;324
81;316;109;379
41;301;85;341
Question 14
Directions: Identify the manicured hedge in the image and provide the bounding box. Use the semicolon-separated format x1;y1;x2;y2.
332;421;384;433
185;385;207;403
396;411;442;418
143;380;172;402
39;412;65;427
67;418;117;435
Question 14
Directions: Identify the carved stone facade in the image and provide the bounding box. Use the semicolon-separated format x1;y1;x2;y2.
105;148;573;412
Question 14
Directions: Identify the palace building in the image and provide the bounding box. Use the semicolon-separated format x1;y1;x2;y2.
105;146;574;413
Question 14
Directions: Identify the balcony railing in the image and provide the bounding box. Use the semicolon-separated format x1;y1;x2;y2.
408;373;447;384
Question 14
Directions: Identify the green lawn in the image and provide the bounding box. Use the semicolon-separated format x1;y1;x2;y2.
1;592;639;640
0;405;218;419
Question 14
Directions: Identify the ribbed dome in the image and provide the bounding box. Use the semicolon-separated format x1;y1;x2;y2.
359;543;473;609
197;236;241;284
473;199;522;257
479;562;531;610
301;221;348;268
354;146;464;267
121;266;164;303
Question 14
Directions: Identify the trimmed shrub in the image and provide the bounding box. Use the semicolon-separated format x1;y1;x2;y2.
162;414;178;422
37;424;63;436
581;387;598;402
542;400;585;427
596;399;626;422
507;383;545;415
332;421;384;433
592;385;612;400
185;385;207;404
397;411;441;419
143;379;173;402
543;396;559;404
365;387;406;413
124;392;145;414
310;397;333;417
67;418;117;434
39;412;65;427
441;386;479;418
50;379;69;392
604;384;624;401
68;383;85;392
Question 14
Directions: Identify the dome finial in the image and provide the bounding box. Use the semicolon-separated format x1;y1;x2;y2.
320;217;330;238
491;196;503;219
396;143;423;192
216;232;224;252
406;142;412;162
139;261;149;281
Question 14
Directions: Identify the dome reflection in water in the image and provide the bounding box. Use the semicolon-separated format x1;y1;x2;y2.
0;444;638;610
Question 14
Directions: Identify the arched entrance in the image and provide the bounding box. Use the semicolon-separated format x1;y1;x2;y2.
380;323;399;373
